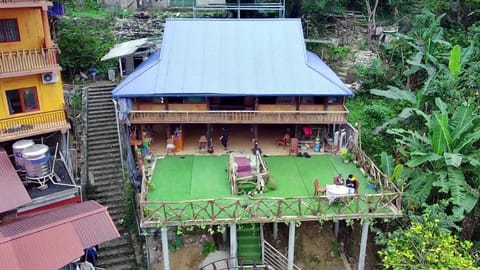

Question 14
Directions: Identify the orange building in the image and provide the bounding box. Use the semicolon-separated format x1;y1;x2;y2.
0;0;69;143
0;0;79;216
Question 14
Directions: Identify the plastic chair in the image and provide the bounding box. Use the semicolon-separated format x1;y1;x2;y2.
289;138;299;155
166;138;176;155
313;178;326;196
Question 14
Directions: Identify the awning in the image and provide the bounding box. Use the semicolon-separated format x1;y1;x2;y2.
0;146;31;213
0;200;120;270
101;38;150;61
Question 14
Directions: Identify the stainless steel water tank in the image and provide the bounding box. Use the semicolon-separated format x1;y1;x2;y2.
12;139;35;169
23;144;51;178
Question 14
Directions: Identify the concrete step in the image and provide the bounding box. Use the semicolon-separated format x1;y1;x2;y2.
87;139;120;147
87;146;121;156
89;169;123;180
93;182;124;194
87;121;118;129
87;109;116;117
88;189;125;202
87;129;119;137
86;100;113;107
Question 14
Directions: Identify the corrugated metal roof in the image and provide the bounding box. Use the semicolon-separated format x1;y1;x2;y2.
0;147;31;213
0;200;120;270
101;38;150;61
112;19;352;98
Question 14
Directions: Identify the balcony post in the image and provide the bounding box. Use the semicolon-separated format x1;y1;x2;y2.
41;10;52;48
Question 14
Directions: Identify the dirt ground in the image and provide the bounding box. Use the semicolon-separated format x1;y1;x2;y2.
152;245;205;270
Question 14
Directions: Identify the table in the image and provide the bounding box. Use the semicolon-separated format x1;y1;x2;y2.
326;184;349;204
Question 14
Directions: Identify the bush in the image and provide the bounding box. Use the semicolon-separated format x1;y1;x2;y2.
266;177;277;190
202;241;216;256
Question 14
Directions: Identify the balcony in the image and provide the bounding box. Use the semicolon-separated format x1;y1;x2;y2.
129;110;349;124
0;109;70;142
0;47;60;78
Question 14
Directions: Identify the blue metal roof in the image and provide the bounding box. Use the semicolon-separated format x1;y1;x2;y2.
112;19;352;98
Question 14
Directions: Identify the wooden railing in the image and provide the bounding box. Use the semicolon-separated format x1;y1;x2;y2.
348;140;397;192
0;47;60;76
0;109;69;142
129;110;349;124
140;192;402;227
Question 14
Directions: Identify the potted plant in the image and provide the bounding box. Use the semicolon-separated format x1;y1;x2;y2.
340;148;351;163
366;177;378;191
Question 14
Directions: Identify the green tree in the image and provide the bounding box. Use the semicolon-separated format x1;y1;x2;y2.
378;204;479;269
387;97;480;219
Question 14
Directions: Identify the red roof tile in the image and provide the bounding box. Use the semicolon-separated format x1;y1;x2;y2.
0;200;120;270
0;147;31;213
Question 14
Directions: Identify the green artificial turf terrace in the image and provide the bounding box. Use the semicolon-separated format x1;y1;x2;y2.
148;154;375;202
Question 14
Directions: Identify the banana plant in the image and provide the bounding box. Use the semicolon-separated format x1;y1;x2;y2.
388;98;480;219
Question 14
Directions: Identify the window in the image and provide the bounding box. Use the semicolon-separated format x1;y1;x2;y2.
301;96;326;105
277;96;295;104
185;97;205;103
6;87;39;115
327;96;342;105
0;19;20;43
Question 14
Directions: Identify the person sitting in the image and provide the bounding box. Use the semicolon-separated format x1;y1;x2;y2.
333;174;344;185
346;174;360;194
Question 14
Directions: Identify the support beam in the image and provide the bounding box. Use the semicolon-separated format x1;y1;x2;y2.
230;224;237;268
334;221;340;240
273;222;278;240
358;220;369;270
161;227;170;270
260;223;265;262
287;221;296;270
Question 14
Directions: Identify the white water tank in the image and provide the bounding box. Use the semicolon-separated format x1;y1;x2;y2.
23;144;51;178
12;139;35;169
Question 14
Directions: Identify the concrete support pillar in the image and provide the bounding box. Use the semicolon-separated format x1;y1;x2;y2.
287;221;296;270
358;220;369;270
260;223;265;262
273;222;278;240
334;221;340;240
161;227;170;270
230;224;237;268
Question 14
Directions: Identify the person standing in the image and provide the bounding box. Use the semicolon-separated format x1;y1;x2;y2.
85;246;98;266
88;67;98;82
220;128;229;150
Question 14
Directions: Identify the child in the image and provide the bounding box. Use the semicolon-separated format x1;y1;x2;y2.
346;174;360;194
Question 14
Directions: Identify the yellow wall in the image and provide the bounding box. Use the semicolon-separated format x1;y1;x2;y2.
0;72;64;119
0;8;45;50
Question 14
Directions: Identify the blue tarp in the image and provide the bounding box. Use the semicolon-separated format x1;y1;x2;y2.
47;2;64;17
112;19;352;98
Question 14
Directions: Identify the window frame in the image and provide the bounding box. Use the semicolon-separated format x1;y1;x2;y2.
6;87;40;115
0;18;20;43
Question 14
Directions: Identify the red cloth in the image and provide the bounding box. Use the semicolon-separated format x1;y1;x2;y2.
303;127;313;137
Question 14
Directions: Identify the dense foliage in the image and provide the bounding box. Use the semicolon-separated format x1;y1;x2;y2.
378;204;479;269
55;0;117;80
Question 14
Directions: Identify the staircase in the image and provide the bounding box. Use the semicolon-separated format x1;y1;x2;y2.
237;224;261;266
85;83;138;270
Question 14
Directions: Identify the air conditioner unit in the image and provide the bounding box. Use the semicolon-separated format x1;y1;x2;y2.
41;72;59;84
